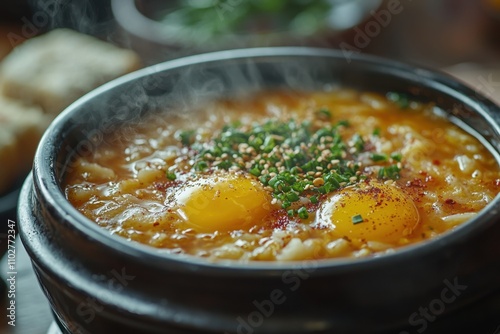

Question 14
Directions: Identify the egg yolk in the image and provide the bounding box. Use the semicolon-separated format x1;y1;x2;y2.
317;181;420;243
175;174;272;233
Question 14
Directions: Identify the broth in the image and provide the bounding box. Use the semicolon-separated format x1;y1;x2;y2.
64;90;500;261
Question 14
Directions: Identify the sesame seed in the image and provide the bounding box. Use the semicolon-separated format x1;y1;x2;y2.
313;178;325;187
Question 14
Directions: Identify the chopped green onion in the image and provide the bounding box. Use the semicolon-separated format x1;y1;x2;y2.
166;171;176;181
352;133;364;152
316;108;332;120
378;164;401;180
387;92;410;109
352;214;364;224
194;161;208;172
217;161;233;170
390;152;402;162
285;191;300;202
337;120;350;127
370;153;388;162
259;174;270;185
298;207;309;219
249;166;261;176
178;130;195;146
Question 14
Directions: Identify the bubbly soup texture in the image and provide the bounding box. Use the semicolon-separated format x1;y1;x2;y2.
64;90;500;261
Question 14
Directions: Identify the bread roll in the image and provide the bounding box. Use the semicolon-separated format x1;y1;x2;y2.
0;28;142;115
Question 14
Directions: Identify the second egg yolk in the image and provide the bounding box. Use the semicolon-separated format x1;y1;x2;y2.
317;181;420;243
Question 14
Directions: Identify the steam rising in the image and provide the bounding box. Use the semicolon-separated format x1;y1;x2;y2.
59;49;339;178
31;0;101;33
32;1;342;173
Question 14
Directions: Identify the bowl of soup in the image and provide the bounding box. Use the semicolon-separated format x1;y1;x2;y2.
18;48;500;334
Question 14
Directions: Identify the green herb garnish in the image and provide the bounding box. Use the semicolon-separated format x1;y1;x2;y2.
390;152;402;162
316;108;332;120
370;153;388;162
178;130;195;146
173;106;407;219
378;164;401;180
387;92;410;109
352;133;364;152
298;207;309;219
352;214;364;224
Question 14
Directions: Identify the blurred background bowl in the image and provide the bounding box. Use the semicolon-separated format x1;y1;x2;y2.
111;0;382;63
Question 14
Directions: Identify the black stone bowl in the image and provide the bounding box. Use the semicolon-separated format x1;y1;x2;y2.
18;48;500;334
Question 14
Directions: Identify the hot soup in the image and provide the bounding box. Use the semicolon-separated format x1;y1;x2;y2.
64;90;500;261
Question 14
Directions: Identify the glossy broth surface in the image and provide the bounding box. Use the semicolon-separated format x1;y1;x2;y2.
64;90;500;261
